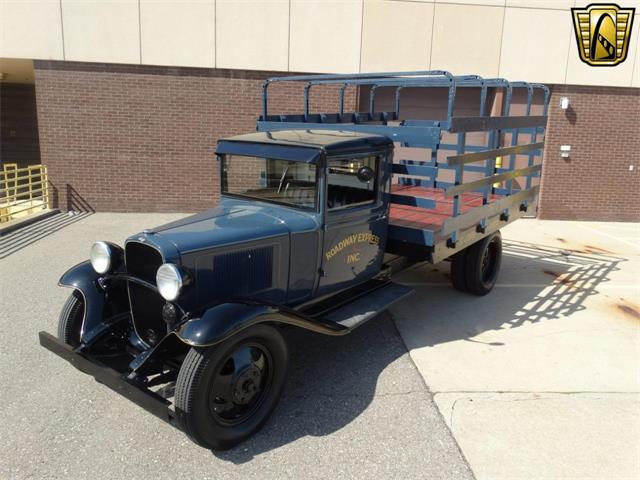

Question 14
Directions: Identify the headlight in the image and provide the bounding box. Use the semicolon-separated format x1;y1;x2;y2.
156;263;183;301
90;241;113;274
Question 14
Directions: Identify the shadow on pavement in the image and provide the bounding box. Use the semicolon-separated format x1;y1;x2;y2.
213;315;410;463
212;240;624;462
395;240;625;348
0;212;92;259
499;240;623;323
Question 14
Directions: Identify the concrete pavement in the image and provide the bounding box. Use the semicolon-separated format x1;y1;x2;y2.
392;219;640;479
1;212;637;479
0;213;472;480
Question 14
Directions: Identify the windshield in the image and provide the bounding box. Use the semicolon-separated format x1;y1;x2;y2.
221;155;317;210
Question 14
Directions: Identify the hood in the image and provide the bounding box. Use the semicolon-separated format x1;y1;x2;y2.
134;198;319;256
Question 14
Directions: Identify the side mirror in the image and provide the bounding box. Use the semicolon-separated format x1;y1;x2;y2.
356;166;375;183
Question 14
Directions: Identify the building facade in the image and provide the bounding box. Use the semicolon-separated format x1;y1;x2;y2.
1;0;639;220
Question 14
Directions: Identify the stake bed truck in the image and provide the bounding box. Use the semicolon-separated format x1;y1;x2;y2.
39;71;548;450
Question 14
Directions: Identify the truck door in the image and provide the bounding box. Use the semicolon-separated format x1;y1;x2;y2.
317;154;389;297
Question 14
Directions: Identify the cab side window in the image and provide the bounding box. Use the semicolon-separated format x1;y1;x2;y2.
326;156;378;210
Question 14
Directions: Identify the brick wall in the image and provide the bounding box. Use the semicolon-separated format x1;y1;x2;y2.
33;62;640;221
33;61;355;213
224;155;265;193
538;85;640;221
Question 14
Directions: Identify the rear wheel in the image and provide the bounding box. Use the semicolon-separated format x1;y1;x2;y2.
57;290;85;347
450;231;502;296
174;324;288;450
450;249;468;292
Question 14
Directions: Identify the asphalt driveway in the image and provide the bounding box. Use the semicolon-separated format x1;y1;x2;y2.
1;212;637;479
0;213;473;480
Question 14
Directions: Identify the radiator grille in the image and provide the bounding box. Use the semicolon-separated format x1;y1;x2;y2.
212;246;274;298
125;242;165;346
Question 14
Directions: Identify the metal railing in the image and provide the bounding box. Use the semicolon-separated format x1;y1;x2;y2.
0;164;50;223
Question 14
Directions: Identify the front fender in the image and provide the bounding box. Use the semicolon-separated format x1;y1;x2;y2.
176;301;348;347
59;261;105;342
59;261;129;344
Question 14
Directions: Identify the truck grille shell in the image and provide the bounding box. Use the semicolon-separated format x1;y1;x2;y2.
125;241;166;347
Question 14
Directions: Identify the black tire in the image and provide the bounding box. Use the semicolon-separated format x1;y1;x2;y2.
57;290;85;347
463;231;502;296
174;324;288;450
450;249;468;293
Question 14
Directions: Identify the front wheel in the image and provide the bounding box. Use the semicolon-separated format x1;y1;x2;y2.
57;290;85;347
174;324;288;450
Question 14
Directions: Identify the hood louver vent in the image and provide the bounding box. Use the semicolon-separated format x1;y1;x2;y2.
212;246;274;298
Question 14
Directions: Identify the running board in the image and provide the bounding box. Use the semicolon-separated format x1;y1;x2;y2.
323;282;414;330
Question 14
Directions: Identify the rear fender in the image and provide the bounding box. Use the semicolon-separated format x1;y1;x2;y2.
176;301;348;347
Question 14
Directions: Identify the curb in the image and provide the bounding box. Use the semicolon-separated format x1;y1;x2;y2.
0;209;61;237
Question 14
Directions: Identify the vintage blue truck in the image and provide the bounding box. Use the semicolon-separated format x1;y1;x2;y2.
39;71;548;450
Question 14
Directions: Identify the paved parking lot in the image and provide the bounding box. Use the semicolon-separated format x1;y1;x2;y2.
1;213;638;479
0;213;472;480
393;219;640;479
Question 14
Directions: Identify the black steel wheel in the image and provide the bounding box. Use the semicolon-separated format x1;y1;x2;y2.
175;324;288;450
463;231;502;296
57;290;85;347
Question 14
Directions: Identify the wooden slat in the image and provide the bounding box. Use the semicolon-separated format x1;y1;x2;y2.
388;193;437;209
439;144;486;152
449;115;547;133
431;200;530;264
447;142;544;166
391;164;437;178
438;164;488;172
441;186;540;235
445;164;542;197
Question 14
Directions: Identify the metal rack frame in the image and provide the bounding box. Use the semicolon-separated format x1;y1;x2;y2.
256;71;549;262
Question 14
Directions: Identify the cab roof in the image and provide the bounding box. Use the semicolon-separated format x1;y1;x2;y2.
216;130;392;163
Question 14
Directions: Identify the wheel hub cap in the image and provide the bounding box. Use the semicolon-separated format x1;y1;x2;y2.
232;366;262;405
207;343;272;425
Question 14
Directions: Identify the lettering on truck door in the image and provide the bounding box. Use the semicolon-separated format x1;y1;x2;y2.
318;155;388;296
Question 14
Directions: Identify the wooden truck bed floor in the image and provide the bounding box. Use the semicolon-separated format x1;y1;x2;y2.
389;184;502;232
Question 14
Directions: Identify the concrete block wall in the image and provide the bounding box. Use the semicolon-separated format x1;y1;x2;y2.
3;1;639;87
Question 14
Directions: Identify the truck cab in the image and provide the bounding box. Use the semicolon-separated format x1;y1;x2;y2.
216;130;394;302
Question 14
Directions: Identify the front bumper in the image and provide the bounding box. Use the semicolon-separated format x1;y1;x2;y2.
38;331;176;426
